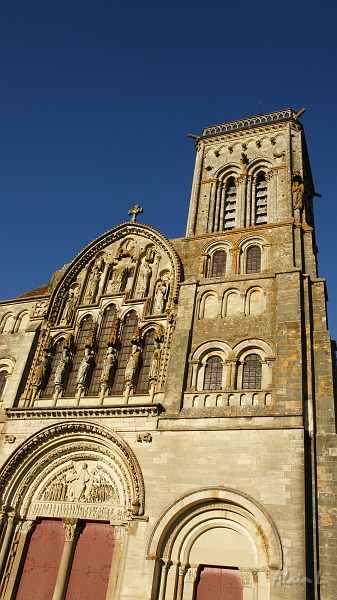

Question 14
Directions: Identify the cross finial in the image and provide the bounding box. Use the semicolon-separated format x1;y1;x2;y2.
128;204;143;223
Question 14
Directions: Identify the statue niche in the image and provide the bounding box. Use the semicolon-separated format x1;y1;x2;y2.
84;256;105;305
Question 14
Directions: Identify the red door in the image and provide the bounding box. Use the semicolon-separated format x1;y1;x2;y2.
16;519;64;600
65;522;114;600
195;566;243;600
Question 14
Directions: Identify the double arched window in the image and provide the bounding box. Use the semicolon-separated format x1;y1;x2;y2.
203;355;223;390
242;353;262;389
246;245;261;274
211;250;227;277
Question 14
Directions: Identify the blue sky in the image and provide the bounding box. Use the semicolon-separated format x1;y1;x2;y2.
1;0;337;339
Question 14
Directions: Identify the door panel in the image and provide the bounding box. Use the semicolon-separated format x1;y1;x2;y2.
195;566;243;600
16;519;64;600
65;522;114;600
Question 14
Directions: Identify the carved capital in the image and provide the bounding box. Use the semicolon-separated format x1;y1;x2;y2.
62;518;80;542
20;519;35;535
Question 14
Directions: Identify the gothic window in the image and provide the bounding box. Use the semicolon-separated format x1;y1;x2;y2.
111;311;138;395
41;339;65;398
88;304;117;396
255;173;268;224
136;329;156;394
224;177;237;230
0;370;8;397
65;315;93;396
242;353;262;389
246;246;261;274
203;355;223;390
211;250;226;277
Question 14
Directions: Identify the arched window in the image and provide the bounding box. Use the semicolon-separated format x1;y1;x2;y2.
0;370;8;397
88;304;117;396
211;250;226;277
65;315;93;396
41;339;65;398
255;173;268;224
224;177;237;230
136;329;156;394
246;246;261;274
203;355;223;390
242;354;262;389
111;311;138;395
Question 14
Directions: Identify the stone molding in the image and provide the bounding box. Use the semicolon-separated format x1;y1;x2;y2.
6;403;162;420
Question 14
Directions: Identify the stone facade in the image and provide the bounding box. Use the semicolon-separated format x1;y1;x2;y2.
0;109;336;599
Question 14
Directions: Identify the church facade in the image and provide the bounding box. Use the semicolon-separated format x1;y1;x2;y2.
0;108;336;600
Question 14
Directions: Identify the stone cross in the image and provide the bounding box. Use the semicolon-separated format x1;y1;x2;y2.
128;205;143;222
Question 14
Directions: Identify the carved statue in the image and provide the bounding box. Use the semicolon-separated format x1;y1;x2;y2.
85;263;103;304
124;345;140;385
100;346;117;384
136;259;152;298
153;280;168;314
54;348;70;386
110;265;129;294
61;289;77;324
292;177;304;209
76;347;93;385
32;349;52;389
149;341;161;380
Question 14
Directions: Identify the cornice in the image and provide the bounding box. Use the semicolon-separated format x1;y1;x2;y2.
6;403;163;420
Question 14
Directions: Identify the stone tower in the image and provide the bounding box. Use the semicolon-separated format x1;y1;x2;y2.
0;108;336;600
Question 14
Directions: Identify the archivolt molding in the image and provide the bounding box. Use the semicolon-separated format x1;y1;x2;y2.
147;487;282;569
47;223;182;326
0;421;145;521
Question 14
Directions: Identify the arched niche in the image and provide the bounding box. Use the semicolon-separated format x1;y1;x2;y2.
0;421;145;521
147;487;282;600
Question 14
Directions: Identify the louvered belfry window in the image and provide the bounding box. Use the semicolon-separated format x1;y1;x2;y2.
255;173;268;224
224;177;237;230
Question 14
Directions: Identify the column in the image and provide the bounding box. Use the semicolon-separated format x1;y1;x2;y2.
0;514;17;578
176;564;187;600
186;144;204;237
52;518;80;600
252;570;259;600
158;559;169;600
3;519;36;600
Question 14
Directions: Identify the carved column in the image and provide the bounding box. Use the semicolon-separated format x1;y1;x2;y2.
3;519;36;600
176;564;187;600
158;559;169;600
0;514;17;578
52;518;80;600
252;570;259;600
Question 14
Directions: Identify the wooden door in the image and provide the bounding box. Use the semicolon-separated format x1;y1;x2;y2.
16;519;64;600
195;566;243;600
65;522;114;600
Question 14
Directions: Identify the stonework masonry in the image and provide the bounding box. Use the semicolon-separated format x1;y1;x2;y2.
0;108;336;600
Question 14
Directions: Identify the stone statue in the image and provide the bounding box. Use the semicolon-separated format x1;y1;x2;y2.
61;289;77;324
111;266;128;294
292;178;304;209
154;280;168;314
32;349;52;389
76;347;93;385
136;259;152;298
54;348;70;386
85;264;102;304
100;346;117;384
149;342;161;380
124;345;140;385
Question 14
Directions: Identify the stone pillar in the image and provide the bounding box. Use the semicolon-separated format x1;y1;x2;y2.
52;518;80;600
176;564;187;600
158;559;169;600
0;514;17;578
252;570;259;600
3;519;36;600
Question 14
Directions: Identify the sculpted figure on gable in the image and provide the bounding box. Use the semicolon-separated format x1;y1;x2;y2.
136;258;152;298
85;256;105;304
60;287;79;325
